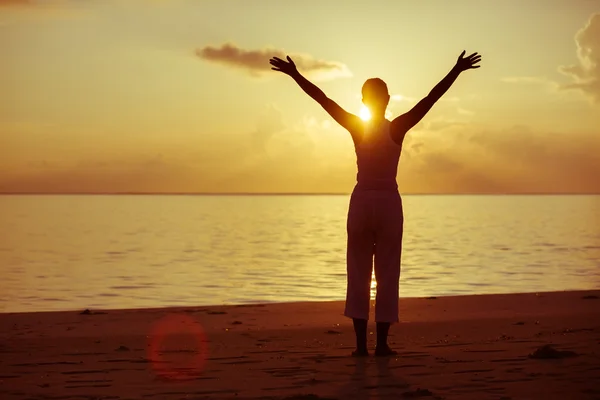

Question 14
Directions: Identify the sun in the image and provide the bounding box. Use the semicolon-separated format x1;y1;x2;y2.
359;105;371;121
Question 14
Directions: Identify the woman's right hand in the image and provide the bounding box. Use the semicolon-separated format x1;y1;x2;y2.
269;56;299;77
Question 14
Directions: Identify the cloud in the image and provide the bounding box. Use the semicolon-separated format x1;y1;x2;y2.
386;94;475;127
559;13;600;104
456;107;474;116
0;0;30;6
501;76;552;85
501;13;600;103
0;154;197;193
0;0;87;22
214;106;355;192
399;124;600;194
250;104;285;153
0;107;356;194
196;43;352;81
500;76;560;95
0;0;71;8
390;94;416;103
2;111;598;194
439;96;461;103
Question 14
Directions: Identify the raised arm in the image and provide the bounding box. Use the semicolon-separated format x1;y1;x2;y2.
270;56;363;142
391;51;481;140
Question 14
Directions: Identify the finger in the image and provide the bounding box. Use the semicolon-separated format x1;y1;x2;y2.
470;65;480;69
467;52;478;59
271;67;283;72
272;57;285;63
469;55;481;62
471;57;482;64
286;55;293;63
459;50;466;58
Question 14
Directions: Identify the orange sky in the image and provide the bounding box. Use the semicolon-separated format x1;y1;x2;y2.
1;0;599;194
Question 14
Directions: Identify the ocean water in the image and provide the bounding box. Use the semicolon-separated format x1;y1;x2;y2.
1;194;599;313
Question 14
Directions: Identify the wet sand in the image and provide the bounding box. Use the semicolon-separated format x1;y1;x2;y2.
1;290;599;399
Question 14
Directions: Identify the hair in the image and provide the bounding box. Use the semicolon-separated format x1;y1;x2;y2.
361;78;389;99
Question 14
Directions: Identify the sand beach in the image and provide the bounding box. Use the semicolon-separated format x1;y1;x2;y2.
1;290;599;399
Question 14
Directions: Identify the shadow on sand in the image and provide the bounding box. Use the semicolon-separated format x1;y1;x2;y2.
333;355;426;400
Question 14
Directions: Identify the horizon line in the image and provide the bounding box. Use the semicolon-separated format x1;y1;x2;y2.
0;192;599;196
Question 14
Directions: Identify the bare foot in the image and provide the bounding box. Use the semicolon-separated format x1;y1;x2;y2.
352;349;369;357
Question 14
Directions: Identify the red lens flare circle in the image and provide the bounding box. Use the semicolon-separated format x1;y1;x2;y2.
147;313;209;381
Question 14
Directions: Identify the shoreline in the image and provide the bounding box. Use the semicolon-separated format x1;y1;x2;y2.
1;290;599;399
3;288;597;316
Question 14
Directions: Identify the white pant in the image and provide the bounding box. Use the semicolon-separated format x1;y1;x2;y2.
344;187;403;323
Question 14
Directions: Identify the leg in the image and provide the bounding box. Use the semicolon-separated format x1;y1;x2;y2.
352;318;368;357
373;193;403;356
344;192;375;321
344;191;375;355
375;322;395;356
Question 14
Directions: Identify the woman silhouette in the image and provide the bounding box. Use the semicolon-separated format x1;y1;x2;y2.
270;50;481;356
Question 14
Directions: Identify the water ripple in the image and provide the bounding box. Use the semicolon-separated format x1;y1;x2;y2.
1;194;599;312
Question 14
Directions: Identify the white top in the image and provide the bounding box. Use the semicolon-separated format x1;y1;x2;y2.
354;119;402;191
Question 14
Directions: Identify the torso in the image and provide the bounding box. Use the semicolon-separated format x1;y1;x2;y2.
353;119;403;191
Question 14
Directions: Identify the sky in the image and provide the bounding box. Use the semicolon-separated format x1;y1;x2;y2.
1;0;600;194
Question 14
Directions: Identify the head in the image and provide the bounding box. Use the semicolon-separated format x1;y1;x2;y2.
361;78;390;119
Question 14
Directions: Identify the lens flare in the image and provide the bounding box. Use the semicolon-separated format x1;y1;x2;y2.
147;313;209;381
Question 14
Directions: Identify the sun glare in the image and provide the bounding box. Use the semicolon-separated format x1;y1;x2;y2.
359;105;371;121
